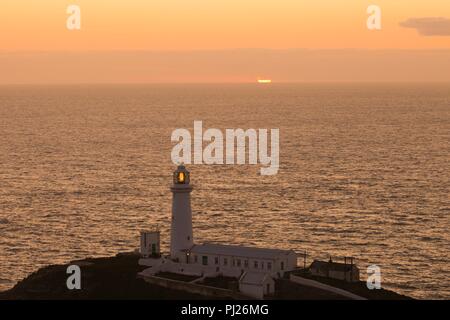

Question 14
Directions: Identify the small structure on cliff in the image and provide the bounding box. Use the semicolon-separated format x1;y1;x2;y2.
309;258;360;283
140;229;160;258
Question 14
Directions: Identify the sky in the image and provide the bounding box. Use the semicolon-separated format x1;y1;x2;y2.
1;0;449;83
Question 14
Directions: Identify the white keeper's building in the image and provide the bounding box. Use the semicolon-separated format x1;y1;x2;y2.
139;165;300;299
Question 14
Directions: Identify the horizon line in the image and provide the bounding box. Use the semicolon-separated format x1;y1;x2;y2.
2;48;450;54
1;81;450;86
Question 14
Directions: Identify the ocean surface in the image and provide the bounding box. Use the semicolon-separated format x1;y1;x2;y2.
0;84;449;299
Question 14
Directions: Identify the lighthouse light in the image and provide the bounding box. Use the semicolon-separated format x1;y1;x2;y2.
178;172;185;183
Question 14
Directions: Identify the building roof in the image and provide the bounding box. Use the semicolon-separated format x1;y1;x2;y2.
189;243;296;260
310;260;359;272
239;272;272;285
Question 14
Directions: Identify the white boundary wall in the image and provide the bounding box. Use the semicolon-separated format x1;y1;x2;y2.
290;274;366;300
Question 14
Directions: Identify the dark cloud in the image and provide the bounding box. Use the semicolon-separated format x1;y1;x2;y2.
400;17;450;36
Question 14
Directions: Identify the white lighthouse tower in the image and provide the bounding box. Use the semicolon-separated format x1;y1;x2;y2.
170;165;194;261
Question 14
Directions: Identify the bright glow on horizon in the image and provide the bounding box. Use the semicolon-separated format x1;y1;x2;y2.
258;79;272;84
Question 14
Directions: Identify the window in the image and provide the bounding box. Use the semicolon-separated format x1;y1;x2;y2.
261;262;264;269
268;262;272;270
224;258;228;266
215;257;219;265
202;256;208;266
187;236;190;240
254;261;258;269
281;262;284;270
237;259;241;267
244;260;249;268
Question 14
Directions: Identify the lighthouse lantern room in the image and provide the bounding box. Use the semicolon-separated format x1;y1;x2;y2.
174;165;189;184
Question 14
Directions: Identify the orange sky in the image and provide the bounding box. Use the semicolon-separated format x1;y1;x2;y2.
1;0;450;51
1;1;449;83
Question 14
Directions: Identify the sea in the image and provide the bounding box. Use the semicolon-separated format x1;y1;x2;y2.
0;83;448;299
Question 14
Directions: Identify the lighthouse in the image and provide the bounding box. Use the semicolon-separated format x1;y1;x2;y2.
170;165;194;260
